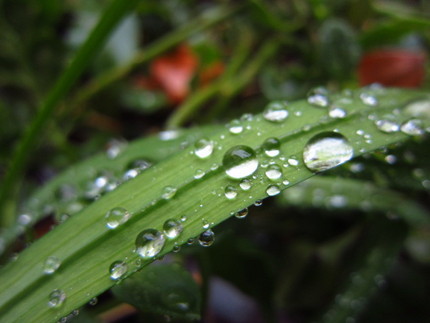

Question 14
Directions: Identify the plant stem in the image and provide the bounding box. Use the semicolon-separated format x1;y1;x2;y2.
0;0;139;228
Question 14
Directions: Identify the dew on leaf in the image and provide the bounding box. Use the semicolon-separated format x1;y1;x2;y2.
303;132;354;172
224;185;238;200
239;179;251;191
359;92;378;106
235;208;248;219
109;260;128;280
135;229;166;258
254;200;263;206
228;119;244;134
329;106;347;119
198;229;215;247
375;120;400;133
307;87;329;107
105;207;130;229
43;256;61;274
401;119;425;136
106;139;127;159
48;289;66;308
262;137;281;157
263;101;289;122
288;158;299;166
404;99;430;119
163;219;183;239
266;184;281;196
265;164;283;180
162;186;177;200
159;130;180;141
223;145;259;179
194;169;205;179
194;138;214;159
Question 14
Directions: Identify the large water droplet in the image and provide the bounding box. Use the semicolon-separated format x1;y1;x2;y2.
375;120;400;133
303;132;354;172
162;186;177;200
163;219;183;239
265;164;282;180
400;119;425;136
105;207;130;229
135;229;166;258
48;289;66;308
109;260;128;280
307;87;329;107
198;229;215;247
266;184;281;196
224;185;238;200
223;145;259;179
228;119;244;134
194;138;214;159
263;101;289;122
262;137;281;157
43;256;61;274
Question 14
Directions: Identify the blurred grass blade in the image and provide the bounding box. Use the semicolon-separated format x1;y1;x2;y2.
279;176;430;227
0;0;139;227
0;88;428;322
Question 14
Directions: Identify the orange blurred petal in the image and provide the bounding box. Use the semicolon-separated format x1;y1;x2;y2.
358;50;426;88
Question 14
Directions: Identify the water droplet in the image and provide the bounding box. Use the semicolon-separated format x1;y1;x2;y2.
198;229;215;247
282;179;290;185
263;101;289;122
109;260;128;280
228;119;244;134
375;120;400;133
162;186;177;200
89;297;98;306
159;130;180;141
17;213;32;226
224;185;238;200
328;195;347;208
265;164;282;180
122;169;139;181
194;138;214;159
385;154;397;164
105;207;130;229
163;219;183;239
360;92;378;106
254;200;263;206
303;132;354;172
404;99;430;119
400;119;425;136
194;169;205;179
43;256;61;274
239;179;251;191
329;106;347;119
223;145;259;179
266;185;281;196
48;289;66;308
287;158;299;166
235;208;248;219
106;139;127;159
307;87;329;107
262;137;281;157
135;229;166;258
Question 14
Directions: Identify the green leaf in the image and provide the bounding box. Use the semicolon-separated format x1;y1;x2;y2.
0;88;428;322
112;263;201;321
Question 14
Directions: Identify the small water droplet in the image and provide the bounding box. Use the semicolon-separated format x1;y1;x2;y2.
404;99;430;119
263;101;289;122
43;256;61;274
303;132;354;172
375;120;400;133
329;106;347;119
187;238;195;245
307;87;329;107
106;139;127;159
328;195;347;208
266;185;281;196
282;179;290;185
400;119;425;136
163;219;183;239
159;130;180;141
122;169;139;181
48;289;66;308
194;169;205;179
105;207;130;229
228;119;244;134
235;208;248;219
265;164;283;180
254;200;263;206
360;92;378;106
198;229;215;247
224;185;238;200
17;213;32;226
385;154;397;164
89;297;98;306
262;137;281;157
162;186;177;200
135;229;166;258
109;260;128;280
194;138;214;159
239;179;251;191
223;145;259;179
288;158;299;166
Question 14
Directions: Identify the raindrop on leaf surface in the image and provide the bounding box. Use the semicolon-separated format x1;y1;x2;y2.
303;132;354;172
109;261;128;280
105;207;130;229
163;219;183;239
135;229;166;258
263;101;289;122
43;256;61;274
48;289;66;308
198;229;215;247
262;137;281;157
223;145;259;179
194;138;214;159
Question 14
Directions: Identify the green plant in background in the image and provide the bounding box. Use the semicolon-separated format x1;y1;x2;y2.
0;0;429;322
